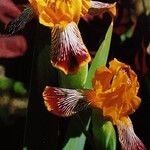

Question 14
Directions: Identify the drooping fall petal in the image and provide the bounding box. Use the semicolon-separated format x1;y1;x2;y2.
43;86;89;117
117;117;147;150
51;22;91;74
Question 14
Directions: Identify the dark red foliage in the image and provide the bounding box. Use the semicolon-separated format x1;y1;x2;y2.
0;0;21;25
0;35;27;58
0;0;27;58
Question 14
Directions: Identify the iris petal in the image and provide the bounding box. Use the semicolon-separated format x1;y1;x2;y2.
51;22;91;74
43;86;89;117
117;117;147;150
86;59;141;123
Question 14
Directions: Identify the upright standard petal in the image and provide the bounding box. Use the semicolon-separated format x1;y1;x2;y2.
43;86;89;117
51;22;91;74
29;0;91;27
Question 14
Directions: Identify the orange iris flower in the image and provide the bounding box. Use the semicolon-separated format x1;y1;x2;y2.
43;59;146;150
27;0;116;74
6;1;116;74
85;58;141;124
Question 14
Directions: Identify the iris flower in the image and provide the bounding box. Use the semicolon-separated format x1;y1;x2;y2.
43;58;146;150
7;0;116;74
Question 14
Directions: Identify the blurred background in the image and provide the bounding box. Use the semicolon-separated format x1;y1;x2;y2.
0;0;150;149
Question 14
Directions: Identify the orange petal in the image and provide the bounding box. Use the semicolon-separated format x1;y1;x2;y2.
103;106;118;123
29;0;83;27
91;59;141;123
50;22;91;74
81;0;92;15
93;66;113;91
109;58;125;73
117;117;147;150
43;86;89;117
111;66;130;89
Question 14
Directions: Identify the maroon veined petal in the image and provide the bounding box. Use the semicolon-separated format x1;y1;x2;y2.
50;22;91;75
88;1;116;18
117;118;147;150
43;86;89;117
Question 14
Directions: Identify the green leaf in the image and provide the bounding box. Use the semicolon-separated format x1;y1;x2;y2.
92;111;116;150
63;136;85;150
63;111;91;150
84;21;117;150
84;21;114;89
58;64;88;88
